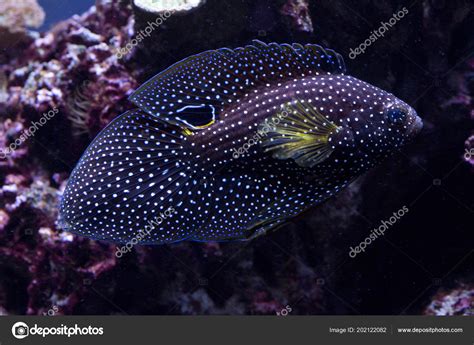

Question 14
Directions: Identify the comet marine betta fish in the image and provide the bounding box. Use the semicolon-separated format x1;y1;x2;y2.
59;40;423;244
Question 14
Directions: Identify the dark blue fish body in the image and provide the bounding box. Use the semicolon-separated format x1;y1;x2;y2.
59;41;422;244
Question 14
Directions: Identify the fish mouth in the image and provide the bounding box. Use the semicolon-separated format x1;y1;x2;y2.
407;115;423;137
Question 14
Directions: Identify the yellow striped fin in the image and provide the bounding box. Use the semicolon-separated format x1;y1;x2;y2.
259;99;341;168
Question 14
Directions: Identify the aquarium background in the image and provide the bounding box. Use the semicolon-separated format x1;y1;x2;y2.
0;0;472;315
38;0;94;31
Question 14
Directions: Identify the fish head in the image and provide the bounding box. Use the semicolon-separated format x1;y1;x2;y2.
327;76;423;167
382;100;423;141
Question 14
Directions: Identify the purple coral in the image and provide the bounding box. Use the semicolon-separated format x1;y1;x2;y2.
465;135;474;169
2;0;138;138
280;0;314;33
0;0;45;50
0;0;134;315
448;57;474;169
424;285;473;316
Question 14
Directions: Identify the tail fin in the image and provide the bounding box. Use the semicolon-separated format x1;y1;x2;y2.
59;109;201;244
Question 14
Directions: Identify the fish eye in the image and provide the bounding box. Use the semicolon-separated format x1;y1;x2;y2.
386;107;407;123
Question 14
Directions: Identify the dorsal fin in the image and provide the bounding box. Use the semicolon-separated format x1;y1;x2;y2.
129;40;346;130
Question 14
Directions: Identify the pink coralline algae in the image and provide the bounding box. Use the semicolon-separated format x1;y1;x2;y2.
0;0;137;315
0;0;45;49
1;0;138;138
0;170;117;314
465;135;474;169
0;119;29;164
0;0;45;31
424;285;473;316
280;0;314;33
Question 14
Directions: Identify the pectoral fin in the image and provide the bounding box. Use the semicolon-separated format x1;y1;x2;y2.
260;99;341;167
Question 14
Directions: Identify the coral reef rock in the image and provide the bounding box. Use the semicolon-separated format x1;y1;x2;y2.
424;285;473;316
